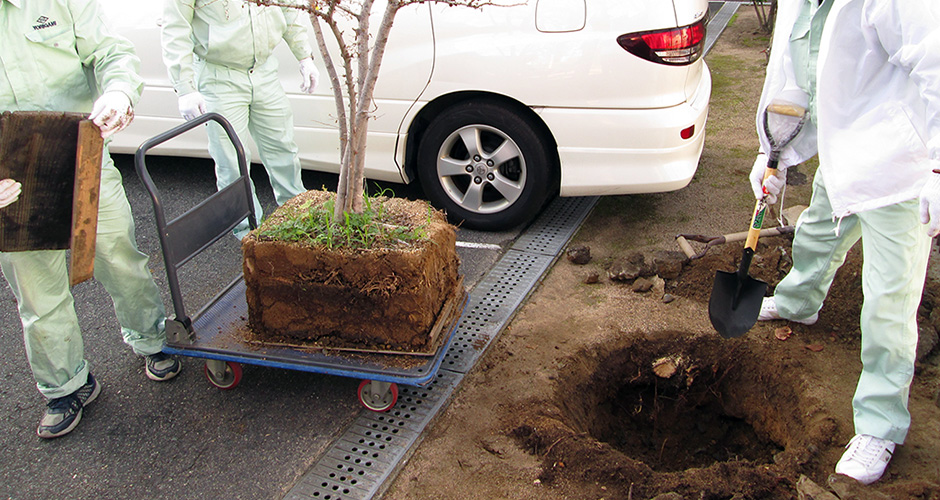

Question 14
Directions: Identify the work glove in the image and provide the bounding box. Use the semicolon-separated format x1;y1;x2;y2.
919;174;940;237
0;178;22;209
178;92;208;121
90;91;134;139
749;153;786;205
299;57;319;94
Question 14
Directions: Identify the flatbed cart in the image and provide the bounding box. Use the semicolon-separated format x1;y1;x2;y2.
134;113;464;412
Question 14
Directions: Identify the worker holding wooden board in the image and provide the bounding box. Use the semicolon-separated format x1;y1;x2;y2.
0;0;181;439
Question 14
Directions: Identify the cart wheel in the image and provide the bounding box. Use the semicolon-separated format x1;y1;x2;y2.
357;380;398;412
204;360;242;390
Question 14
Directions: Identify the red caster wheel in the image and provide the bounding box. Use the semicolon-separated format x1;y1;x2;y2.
357;380;398;412
204;360;242;390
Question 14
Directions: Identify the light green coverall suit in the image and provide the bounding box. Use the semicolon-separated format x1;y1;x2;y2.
0;0;167;399
161;0;311;237
766;0;934;444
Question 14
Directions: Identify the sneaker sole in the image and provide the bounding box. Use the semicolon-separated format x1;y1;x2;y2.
146;367;181;382
37;409;82;439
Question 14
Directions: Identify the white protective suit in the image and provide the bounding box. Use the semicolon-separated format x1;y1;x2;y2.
758;0;940;446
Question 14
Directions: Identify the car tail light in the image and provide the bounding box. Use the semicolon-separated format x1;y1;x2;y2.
617;18;706;66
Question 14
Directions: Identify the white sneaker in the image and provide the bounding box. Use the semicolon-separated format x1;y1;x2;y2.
835;434;895;485
757;297;818;325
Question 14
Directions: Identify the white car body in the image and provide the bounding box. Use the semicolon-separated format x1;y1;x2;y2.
102;0;710;229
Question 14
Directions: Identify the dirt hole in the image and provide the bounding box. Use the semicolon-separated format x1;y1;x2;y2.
599;359;780;471
513;333;839;499
559;335;783;472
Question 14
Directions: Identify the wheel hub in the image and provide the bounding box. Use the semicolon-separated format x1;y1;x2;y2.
469;155;495;184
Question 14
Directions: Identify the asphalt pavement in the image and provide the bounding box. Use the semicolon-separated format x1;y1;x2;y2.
0;153;521;500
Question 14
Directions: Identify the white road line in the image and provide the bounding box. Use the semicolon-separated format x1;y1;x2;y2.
456;241;503;250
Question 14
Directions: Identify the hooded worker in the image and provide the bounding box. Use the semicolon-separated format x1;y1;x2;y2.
160;0;320;239
749;0;940;484
0;0;181;439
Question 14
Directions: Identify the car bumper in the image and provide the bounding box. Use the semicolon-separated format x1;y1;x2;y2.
540;66;710;197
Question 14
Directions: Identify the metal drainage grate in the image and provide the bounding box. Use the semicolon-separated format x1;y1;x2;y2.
441;249;554;374
512;196;597;256
285;196;598;500
284;371;462;500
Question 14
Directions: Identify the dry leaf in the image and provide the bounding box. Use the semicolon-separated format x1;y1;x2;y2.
774;326;792;341
804;343;824;352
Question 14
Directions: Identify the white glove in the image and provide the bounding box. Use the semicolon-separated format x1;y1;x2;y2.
178;92;208;121
299;57;319;94
90;91;134;139
749;153;786;205
919;174;940;237
0;178;22;209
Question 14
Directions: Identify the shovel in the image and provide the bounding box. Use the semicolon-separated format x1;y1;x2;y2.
709;94;808;338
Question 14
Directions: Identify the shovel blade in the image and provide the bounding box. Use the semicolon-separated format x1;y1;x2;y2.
708;270;768;338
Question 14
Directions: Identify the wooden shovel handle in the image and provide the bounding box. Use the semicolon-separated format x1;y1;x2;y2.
744;161;778;251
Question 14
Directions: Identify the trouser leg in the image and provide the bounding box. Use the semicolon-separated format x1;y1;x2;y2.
0;249;87;399
198;61;264;238
774;171;862;320
93;157;167;357
852;198;929;444
247;58;305;206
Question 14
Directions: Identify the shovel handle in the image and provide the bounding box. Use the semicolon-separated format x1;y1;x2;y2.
745;162;779;251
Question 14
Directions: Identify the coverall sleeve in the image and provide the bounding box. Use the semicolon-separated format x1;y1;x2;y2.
281;5;314;61
865;0;940;165
69;0;144;107
161;0;200;96
756;0;818;168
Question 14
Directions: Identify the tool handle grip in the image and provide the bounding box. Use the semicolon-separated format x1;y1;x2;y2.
745;163;778;250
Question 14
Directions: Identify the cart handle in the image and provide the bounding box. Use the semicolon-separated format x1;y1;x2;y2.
134;113;256;333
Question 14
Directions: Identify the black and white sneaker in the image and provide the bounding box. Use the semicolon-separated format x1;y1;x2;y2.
145;352;181;381
37;373;100;439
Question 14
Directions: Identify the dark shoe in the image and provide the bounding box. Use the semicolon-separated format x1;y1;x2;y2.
145;352;181;381
37;373;100;439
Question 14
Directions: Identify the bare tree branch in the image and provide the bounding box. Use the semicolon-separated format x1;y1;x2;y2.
248;0;511;223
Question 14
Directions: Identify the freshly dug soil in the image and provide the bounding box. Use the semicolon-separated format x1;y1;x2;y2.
242;190;461;351
382;8;940;500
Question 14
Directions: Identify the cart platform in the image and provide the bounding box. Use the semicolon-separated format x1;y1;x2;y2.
165;276;463;386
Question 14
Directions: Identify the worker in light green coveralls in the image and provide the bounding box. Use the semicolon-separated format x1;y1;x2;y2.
0;0;181;439
161;0;320;239
750;0;940;485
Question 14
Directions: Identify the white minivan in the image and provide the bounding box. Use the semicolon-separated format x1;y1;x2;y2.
102;0;711;230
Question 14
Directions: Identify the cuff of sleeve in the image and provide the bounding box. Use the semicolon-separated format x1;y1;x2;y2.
102;83;140;107
173;81;198;96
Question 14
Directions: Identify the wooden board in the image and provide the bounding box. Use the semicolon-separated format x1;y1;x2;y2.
0;111;103;285
69;120;103;285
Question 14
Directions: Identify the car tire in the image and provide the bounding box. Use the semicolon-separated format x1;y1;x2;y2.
416;100;556;230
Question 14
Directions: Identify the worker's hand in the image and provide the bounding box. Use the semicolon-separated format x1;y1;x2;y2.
299;57;319;94
0;178;22;209
90;91;134;139
178;92;208;121
919;174;940;237
749;153;786;205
